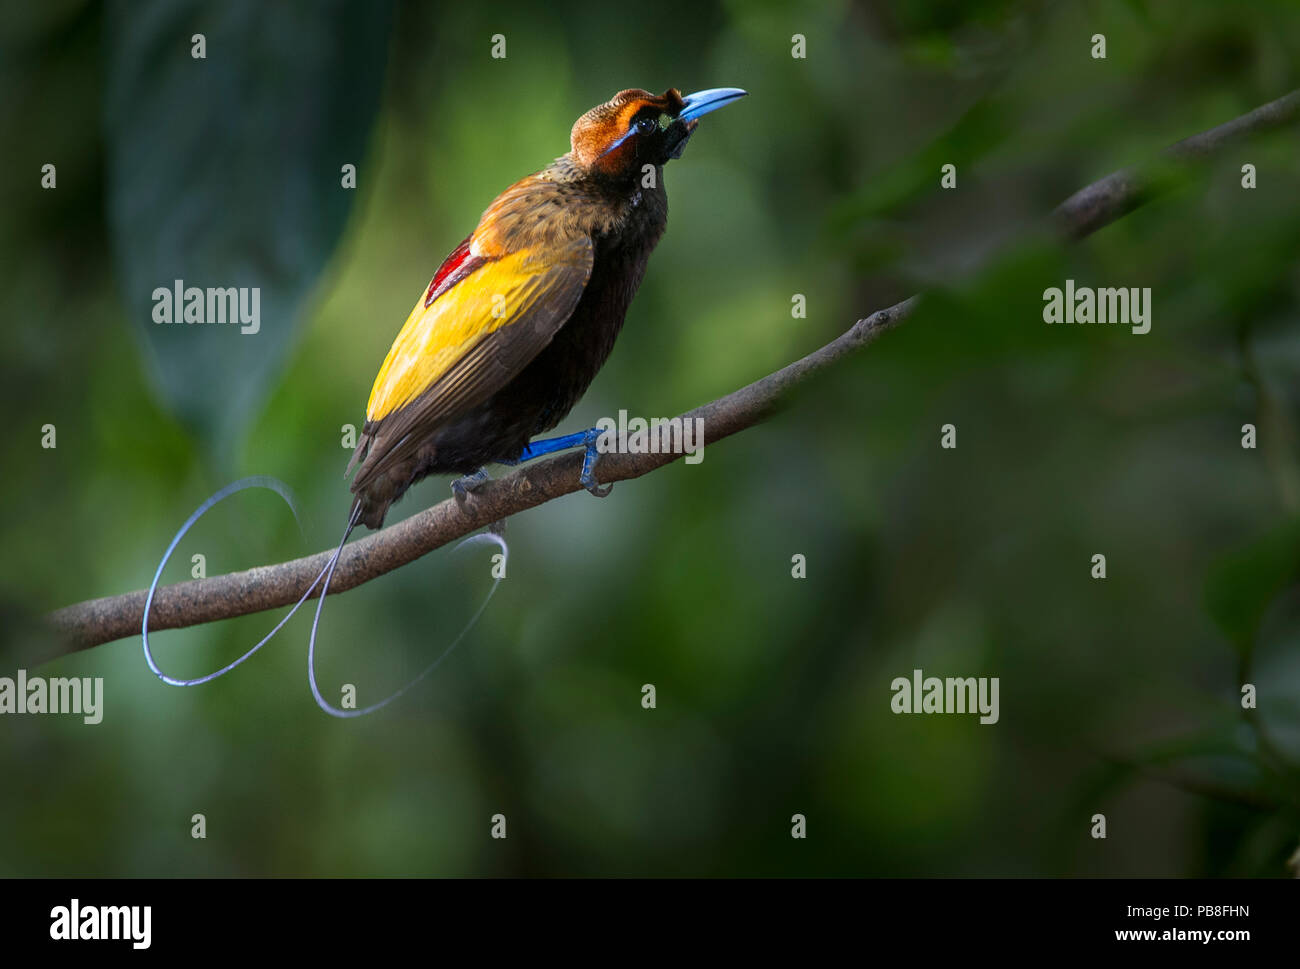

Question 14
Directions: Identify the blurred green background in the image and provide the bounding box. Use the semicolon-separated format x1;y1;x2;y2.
2;0;1299;876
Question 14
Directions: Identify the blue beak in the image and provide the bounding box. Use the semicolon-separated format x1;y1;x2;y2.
678;87;748;122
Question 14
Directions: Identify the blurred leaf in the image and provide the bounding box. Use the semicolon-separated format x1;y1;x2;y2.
103;0;392;457
829;96;1011;233
1205;517;1300;652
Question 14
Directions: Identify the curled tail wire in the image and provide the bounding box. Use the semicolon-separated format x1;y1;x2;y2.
143;476;507;717
143;476;318;686
307;528;507;718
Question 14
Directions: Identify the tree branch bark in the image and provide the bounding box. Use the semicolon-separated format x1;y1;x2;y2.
44;88;1300;657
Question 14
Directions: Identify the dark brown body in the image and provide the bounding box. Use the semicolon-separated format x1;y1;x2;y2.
352;159;668;529
348;86;741;530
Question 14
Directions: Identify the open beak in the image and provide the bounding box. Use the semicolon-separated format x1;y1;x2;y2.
677;87;748;122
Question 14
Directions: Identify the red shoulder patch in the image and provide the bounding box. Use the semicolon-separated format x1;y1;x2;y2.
425;236;490;307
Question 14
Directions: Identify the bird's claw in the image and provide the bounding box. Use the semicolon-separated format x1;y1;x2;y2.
580;431;613;497
451;467;491;503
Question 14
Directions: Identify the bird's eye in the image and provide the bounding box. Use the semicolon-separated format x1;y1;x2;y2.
635;115;658;135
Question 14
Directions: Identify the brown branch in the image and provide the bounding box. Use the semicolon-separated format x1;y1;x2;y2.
1051;88;1300;239
45;88;1300;657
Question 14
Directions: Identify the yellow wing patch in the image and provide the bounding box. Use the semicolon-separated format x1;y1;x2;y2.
366;240;592;423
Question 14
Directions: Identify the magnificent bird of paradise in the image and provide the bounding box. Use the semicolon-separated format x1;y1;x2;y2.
349;85;747;528
143;86;748;715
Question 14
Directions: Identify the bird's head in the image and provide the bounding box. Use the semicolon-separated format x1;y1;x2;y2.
570;86;747;180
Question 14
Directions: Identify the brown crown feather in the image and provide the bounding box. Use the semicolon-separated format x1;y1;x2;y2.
569;88;686;170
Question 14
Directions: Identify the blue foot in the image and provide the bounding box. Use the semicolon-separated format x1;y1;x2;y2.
511;427;612;497
451;467;491;502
